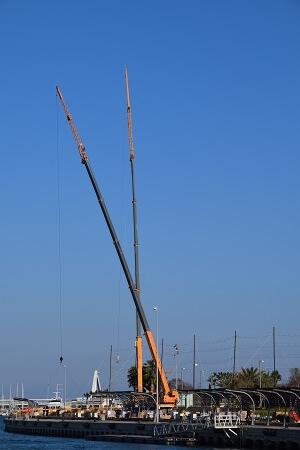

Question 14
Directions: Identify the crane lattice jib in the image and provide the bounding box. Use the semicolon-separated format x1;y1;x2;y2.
56;86;88;163
125;68;135;161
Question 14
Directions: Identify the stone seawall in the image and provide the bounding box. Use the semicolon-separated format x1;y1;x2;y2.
196;425;300;449
5;418;300;448
242;426;300;449
5;418;155;439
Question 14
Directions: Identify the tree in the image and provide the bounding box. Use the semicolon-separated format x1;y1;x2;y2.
143;360;156;392
262;370;281;388
207;372;233;388
127;366;138;390
127;360;157;392
287;368;300;388
238;367;259;388
207;367;282;389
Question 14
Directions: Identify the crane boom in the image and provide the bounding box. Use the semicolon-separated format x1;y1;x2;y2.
56;85;178;405
125;67;135;162
125;67;143;394
56;88;88;164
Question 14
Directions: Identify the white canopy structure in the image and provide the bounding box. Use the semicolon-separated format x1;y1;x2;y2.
91;370;102;393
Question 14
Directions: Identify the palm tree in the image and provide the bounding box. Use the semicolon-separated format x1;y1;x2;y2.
204;367;283;389
271;370;281;386
127;366;138;389
239;367;259;388
127;360;157;392
143;360;156;392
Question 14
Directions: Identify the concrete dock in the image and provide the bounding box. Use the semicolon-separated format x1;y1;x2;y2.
5;417;300;448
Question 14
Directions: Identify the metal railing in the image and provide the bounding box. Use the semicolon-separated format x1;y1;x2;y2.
154;421;209;437
214;413;241;429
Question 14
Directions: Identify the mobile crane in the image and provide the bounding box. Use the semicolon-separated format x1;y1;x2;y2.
56;85;178;406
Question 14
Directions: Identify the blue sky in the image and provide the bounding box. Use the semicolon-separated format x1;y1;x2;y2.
0;0;299;398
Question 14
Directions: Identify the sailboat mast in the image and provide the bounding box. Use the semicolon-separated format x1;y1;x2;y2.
125;67;143;393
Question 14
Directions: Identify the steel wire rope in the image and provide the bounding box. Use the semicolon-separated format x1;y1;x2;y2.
96;345;132;391
56;94;64;366
242;334;271;368
114;141;129;366
59;363;89;398
110;352;135;389
47;361;65;400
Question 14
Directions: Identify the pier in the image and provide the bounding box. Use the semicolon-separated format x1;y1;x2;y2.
4;387;300;448
4;416;300;448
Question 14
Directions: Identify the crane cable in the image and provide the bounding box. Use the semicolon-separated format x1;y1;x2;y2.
56;94;64;365
115;141;128;364
116;264;121;363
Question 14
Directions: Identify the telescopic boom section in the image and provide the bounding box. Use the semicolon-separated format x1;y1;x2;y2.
125;67;143;394
56;85;178;405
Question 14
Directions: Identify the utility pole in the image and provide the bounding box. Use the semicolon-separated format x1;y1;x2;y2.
259;359;264;389
21;383;24;410
181;368;185;389
192;334;196;389
273;326;276;387
108;344;113;392
153;307;159;423
1;384;4;412
160;338;164;394
232;330;237;388
174;345;179;390
63;366;67;408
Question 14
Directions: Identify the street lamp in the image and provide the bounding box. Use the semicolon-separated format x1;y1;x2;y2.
173;344;179;390
194;363;198;388
181;367;186;389
192;362;198;390
259;360;264;389
63;365;67;409
153;306;159;423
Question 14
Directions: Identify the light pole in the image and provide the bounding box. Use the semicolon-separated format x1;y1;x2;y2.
192;334;196;389
1;385;3;413
194;363;198;389
259;360;264;389
63;365;67;408
181;367;186;389
173;344;179;390
153;306;159;423
200;369;205;389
